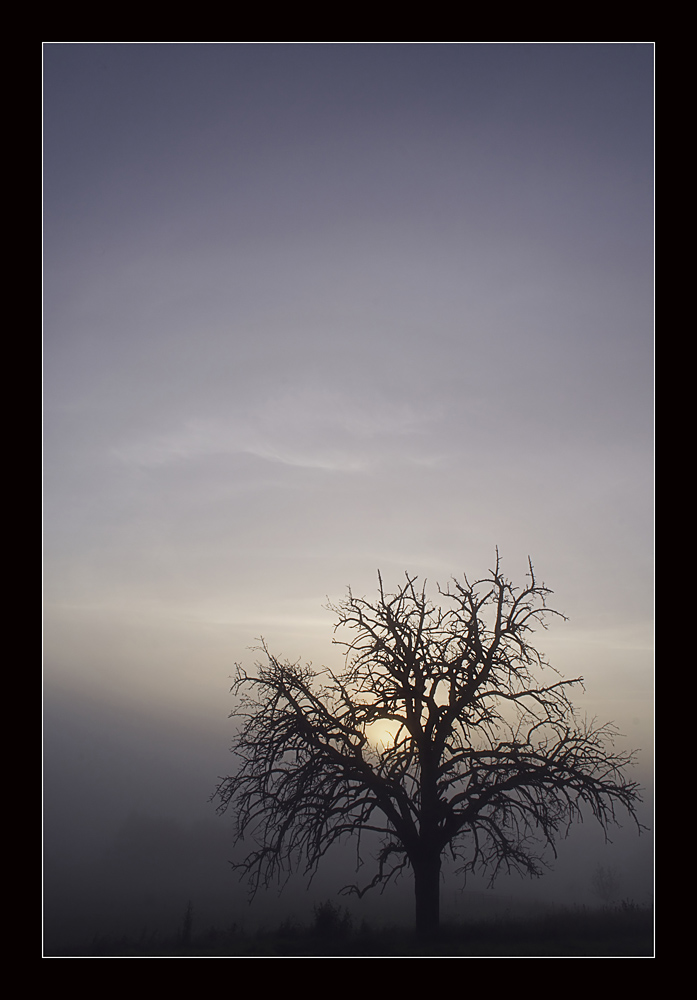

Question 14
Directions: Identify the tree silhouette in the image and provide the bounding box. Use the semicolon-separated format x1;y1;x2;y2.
214;556;642;938
591;864;622;905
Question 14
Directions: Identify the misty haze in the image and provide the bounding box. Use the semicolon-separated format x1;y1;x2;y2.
44;42;653;957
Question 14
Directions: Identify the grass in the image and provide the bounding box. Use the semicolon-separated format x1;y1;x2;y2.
46;899;653;957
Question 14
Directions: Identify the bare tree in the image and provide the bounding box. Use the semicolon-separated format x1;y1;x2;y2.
591;864;622;905
214;555;642;938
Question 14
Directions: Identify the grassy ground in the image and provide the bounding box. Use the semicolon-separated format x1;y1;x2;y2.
47;900;653;957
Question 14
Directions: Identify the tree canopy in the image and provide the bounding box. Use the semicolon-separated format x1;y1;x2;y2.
214;556;642;936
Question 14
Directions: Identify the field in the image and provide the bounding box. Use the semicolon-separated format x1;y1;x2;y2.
48;900;653;958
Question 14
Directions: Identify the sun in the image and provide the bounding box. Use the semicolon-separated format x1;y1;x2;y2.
364;718;401;750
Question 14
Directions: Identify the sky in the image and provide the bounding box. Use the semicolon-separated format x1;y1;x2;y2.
44;42;653;946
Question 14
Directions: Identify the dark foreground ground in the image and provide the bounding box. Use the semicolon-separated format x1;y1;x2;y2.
47;901;653;957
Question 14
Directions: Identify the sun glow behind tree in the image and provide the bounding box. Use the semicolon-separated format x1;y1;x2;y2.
215;558;643;936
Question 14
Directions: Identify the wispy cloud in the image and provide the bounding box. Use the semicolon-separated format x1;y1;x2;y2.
111;391;441;473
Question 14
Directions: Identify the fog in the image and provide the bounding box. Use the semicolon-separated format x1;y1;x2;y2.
44;43;653;953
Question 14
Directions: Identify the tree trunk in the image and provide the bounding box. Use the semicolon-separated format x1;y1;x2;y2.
414;851;441;939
